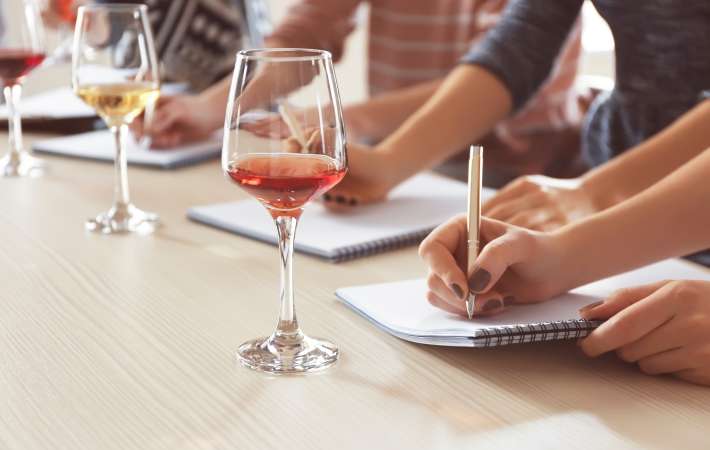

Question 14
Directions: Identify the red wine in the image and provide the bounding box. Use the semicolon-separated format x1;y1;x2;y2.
227;153;346;216
0;50;46;85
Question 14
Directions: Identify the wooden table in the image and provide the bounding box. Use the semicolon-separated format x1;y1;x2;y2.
2;90;710;450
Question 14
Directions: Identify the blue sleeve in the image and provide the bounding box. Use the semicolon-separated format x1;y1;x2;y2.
461;0;584;110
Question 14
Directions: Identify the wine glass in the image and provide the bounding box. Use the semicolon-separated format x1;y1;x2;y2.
223;49;348;374
72;4;160;234
0;0;47;177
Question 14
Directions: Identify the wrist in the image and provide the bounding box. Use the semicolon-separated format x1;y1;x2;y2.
579;170;625;213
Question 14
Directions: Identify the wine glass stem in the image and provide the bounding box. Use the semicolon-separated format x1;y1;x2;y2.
111;125;131;209
4;84;24;162
273;214;303;339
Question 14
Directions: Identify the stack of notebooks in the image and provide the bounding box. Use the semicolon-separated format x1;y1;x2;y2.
335;259;710;347
188;173;496;262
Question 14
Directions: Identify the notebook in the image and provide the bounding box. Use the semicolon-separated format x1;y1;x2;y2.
0;87;96;120
188;173;496;262
336;259;710;347
32;130;221;169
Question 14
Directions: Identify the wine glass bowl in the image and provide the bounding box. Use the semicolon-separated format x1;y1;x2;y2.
0;0;47;177
223;49;347;373
72;4;160;234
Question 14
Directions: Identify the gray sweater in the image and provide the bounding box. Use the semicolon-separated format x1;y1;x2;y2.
463;0;710;167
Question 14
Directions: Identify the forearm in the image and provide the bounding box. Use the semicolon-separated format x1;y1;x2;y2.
556;146;710;290
376;65;512;183
345;79;442;142
581;100;710;210
195;36;292;125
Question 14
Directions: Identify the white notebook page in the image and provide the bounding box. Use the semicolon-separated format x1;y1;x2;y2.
33;130;221;169
336;259;710;346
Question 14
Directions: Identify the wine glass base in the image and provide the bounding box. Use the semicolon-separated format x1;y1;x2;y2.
0;152;45;178
237;333;339;374
86;204;159;235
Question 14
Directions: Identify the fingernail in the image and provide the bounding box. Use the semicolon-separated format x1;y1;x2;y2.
503;296;516;307
349;198;358;206
468;269;491;293
323;193;332;201
482;298;503;312
335;195;346;204
579;301;603;314
451;284;465;300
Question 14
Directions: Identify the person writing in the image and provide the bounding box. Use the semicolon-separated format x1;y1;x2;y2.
134;0;584;182
418;145;710;386
318;0;710;207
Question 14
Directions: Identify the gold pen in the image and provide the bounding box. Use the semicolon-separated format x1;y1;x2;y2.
466;146;483;319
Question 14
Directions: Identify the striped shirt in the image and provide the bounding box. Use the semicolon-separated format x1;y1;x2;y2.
269;0;583;154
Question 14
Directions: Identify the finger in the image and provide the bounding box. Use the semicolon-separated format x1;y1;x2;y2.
507;210;551;231
486;192;547;223
615;318;685;363
131;116;144;139
579;284;679;357
427;273;466;311
674;366;710;386
150;102;182;134
419;216;469;301
472;290;508;316
636;345;707;375
579;280;672;320
427;291;467;316
468;218;536;294
482;177;537;214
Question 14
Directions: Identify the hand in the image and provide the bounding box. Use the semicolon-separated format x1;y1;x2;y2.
241;104;370;143
483;175;597;231
131;95;223;148
579;280;710;386
418;215;567;317
322;143;398;208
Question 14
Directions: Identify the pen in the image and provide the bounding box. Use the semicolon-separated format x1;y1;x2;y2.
278;101;308;151
466;145;483;319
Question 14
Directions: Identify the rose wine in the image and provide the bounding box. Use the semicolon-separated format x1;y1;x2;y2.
0;50;46;85
76;83;160;125
227;153;346;216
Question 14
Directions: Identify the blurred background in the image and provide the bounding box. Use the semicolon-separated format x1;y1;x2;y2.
265;0;615;104
13;0;614;105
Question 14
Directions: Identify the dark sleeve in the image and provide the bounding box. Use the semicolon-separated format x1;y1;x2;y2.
461;0;584;110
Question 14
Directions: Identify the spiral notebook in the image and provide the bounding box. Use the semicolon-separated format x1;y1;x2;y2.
188;173;495;262
32;130;221;169
336;259;710;347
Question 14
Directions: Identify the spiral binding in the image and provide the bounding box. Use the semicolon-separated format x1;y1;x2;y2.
471;320;603;347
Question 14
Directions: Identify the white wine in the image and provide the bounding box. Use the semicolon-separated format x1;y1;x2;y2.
76;83;159;125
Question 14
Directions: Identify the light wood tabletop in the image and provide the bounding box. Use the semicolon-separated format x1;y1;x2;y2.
2;75;710;450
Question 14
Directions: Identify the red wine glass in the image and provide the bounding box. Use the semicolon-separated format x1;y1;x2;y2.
223;49;347;374
0;0;47;177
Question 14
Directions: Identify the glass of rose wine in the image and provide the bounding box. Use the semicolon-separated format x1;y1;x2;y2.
0;0;47;177
72;4;160;234
223;49;347;374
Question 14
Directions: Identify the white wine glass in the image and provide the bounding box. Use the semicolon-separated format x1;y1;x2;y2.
223;49;347;374
0;0;47;177
72;4;160;234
